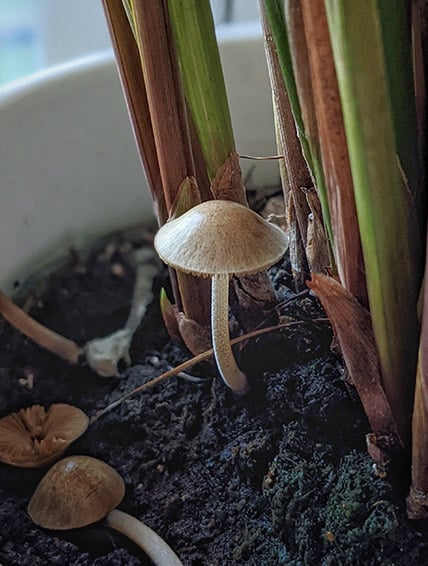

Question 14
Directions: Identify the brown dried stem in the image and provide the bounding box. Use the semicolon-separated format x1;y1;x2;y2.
260;1;311;263
407;235;428;519
102;0;167;224
130;0;211;328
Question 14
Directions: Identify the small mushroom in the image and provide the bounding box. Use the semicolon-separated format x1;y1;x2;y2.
0;404;89;467
154;200;287;394
28;455;183;566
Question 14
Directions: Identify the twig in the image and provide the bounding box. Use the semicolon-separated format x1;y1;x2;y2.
91;316;328;422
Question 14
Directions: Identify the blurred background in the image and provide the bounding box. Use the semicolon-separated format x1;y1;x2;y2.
0;0;260;86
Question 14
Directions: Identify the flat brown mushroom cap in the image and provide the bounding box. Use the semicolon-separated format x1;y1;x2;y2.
154;200;287;277
28;455;125;529
0;404;89;468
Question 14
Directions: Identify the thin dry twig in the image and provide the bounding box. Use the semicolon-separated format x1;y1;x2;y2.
91;316;328;422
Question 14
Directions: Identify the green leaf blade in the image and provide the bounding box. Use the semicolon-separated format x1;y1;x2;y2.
167;0;236;180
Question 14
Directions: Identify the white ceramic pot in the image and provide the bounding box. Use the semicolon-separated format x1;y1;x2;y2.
0;26;277;296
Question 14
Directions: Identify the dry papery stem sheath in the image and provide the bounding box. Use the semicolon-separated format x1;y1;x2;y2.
308;274;403;462
407;371;428;519
407;243;428;519
283;0;332;247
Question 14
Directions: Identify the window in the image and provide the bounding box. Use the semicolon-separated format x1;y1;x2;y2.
0;0;260;86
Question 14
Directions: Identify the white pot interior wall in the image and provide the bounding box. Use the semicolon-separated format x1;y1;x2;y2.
0;34;277;295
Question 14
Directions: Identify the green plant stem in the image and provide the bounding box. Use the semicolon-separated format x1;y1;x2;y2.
166;0;236;182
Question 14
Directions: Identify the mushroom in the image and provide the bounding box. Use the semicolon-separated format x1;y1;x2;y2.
0;404;89;467
154;200;287;394
28;455;183;566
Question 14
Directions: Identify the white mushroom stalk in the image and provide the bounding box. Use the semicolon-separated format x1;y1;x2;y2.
107;509;183;566
211;273;248;394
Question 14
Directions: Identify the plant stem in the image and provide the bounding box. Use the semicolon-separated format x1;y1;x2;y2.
407;371;428;518
102;0;167;223
300;0;367;305
261;0;333;259
260;0;311;276
407;235;428;519
131;0;194;212
167;0;236;182
129;0;211;329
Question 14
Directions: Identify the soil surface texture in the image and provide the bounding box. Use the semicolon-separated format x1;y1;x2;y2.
0;227;427;565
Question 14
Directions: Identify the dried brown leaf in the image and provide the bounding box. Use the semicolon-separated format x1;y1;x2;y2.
308;273;403;454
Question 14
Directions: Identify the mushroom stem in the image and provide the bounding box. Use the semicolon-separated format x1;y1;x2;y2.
106;509;183;566
211;273;249;394
0;290;81;364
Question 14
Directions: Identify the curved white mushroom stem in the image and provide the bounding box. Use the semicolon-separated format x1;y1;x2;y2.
0;290;81;364
211;273;249;394
106;509;183;566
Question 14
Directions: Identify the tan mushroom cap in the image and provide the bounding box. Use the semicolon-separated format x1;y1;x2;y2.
28;455;125;529
0;404;89;468
154;200;287;277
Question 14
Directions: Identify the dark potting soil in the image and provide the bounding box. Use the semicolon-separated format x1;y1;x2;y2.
0;227;427;566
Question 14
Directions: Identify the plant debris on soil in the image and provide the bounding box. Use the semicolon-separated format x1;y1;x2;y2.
0;225;427;565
